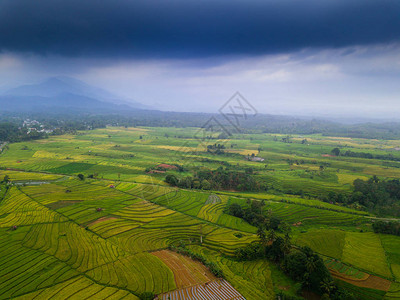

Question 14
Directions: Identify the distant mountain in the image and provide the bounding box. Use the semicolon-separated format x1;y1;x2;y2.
1;77;150;113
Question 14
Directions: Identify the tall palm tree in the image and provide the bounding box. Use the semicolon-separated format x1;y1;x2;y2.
281;233;291;254
257;226;267;245
302;272;311;289
305;256;316;273
320;278;336;296
268;229;277;243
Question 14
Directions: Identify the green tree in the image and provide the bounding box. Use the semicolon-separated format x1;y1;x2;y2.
165;174;178;186
320;278;336;296
305;256;317;273
227;203;244;218
282;233;292;254
201;179;211;190
139;292;155;300
257;226;267;245
331;147;340;156
2;175;10;183
268;229;277;243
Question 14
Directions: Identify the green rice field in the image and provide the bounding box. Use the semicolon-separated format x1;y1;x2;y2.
1;126;400;299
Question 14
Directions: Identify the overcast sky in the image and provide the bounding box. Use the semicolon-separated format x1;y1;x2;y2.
1;0;400;118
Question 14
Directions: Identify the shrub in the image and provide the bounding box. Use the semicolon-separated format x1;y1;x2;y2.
139;292;155;300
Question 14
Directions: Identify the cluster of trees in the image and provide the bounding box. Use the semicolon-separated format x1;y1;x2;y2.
0;122;47;142
372;220;400;236
326;176;400;217
165;167;268;192
206;143;226;154
226;200;291;262
228;200;354;298
225;201;282;230
138;292;155;300
165;174;212;190
236;235;348;298
331;148;400;162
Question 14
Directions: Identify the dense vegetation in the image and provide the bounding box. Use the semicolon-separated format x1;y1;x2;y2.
224;200;282;230
166;167;268;192
0;122;47;142
230;201;354;299
4;110;400;140
332;147;400;162
372;220;400;236
225;200;349;297
327;176;400;216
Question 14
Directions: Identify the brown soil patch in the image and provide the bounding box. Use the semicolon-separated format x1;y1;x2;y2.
322;154;335;157
152;249;216;289
87;216;118;227
329;267;368;281
157;164;178;170
332;272;392;292
147;170;165;174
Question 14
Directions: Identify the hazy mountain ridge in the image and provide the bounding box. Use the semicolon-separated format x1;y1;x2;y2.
0;77;150;112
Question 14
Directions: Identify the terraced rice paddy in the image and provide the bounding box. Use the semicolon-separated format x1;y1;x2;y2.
342;232;392;278
326;259;368;280
14;276;140;300
295;229;346;259
335;274;392;293
0;188;253;298
1;127;400;299
379;234;400;281
0;170;64;182
264;201;363;227
0;177;269;298
326;258;392;293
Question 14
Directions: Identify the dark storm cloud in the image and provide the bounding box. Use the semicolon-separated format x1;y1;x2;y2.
1;0;400;58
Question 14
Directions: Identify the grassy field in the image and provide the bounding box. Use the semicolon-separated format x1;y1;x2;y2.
1;126;400;299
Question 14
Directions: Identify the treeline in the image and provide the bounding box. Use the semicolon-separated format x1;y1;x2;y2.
326;176;400;217
331;148;400;162
206;143;226;155
165;167;268;192
0;122;47;142
226;200;354;299
4;110;400;139
372;220;400;236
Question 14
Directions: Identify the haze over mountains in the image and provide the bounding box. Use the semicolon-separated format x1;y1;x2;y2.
1;76;398;126
0;77;150;113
